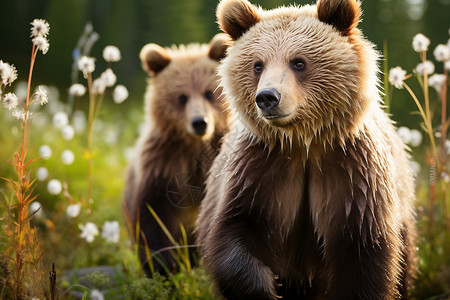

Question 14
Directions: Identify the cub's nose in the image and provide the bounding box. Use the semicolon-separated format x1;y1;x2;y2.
191;116;207;135
255;88;281;112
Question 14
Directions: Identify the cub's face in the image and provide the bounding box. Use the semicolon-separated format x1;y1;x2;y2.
140;34;229;140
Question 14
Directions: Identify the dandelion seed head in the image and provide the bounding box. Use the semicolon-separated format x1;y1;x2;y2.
47;179;62;195
61;149;75;165
37;167;49;181
90;289;104;300
33;36;50;55
429;74;446;94
30;19;50;38
34;85;49;105
433;44;450;62
410;161;421;174
445;60;450;71
412;33;430;52
30;201;43;219
13;110;33;122
100;69;117;87
415;60;435;75
69;83;86;97
0;61;18;86
77;56;95;78
113;84;129;104
39;145;52;159
53;111;68;129
2;92;19;110
103;45;121;63
66;203;81;218
92;77;106;95
389;67;406;89
61;125;75;141
409;129;423;147
79;222;99;243
102;220;120;243
397;126;412;144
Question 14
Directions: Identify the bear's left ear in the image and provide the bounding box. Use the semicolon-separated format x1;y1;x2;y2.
217;0;261;41
208;33;231;61
317;0;361;35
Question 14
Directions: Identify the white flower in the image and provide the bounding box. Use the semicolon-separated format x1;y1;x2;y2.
39;145;52;159
102;220;120;243
72;110;86;133
2;92;19;110
433;44;450;62
92;77;106;95
69;83;86;97
445;61;450;72
409;129;423;147
103;46;121;63
415;60;435;75
36;167;49;181
410;161;421;174
34;85;49;105
397;126;411;144
53;112;69;129
90;289;104;300
33;36;50;55
77;56;95;78
30;19;50;38
61;125;75;140
79;222;99;243
100;69;117;87
47;179;62;195
113;85;129;104
66;203;81;218
389;67;406;89
0;61;18;86
13;110;33;122
30;201;43;219
429;74;447;94
412;33;430;52
61;150;75;165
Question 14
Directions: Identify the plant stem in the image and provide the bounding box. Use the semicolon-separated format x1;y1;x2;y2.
86;72;94;210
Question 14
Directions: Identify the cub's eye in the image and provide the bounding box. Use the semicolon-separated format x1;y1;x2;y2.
291;59;306;71
179;94;188;105
205;90;214;101
254;61;264;74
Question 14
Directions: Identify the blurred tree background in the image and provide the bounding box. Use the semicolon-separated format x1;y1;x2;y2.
1;0;449;128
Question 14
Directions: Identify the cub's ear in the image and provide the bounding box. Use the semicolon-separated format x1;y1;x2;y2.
217;0;261;41
139;43;171;75
208;33;231;61
317;0;361;35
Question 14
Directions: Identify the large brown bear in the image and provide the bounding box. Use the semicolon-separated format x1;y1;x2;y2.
124;34;229;277
196;0;416;299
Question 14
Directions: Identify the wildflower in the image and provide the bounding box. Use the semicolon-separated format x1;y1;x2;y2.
34;85;49;105
30;201;43;219
39;145;52;159
61;150;75;165
92;77;106;95
409;129;423;147
79;222;99;243
13;110;33;122
445;61;450;72
36;167;49;181
415;60;435;75
100;69;117;87
0;61;18;86
53;111;68;129
102;220;120;243
113;84;129;104
66;203;81;218
103;45;121;62
90;289;104;300
429;74;447;94
397;126;411;144
61;125;75;140
389;67;406;89
77;56;95;78
2;92;19;110
433;44;450;62
69;83;86;97
47;179;62;195
33;36;50;55
412;33;430;52
30;19;50;38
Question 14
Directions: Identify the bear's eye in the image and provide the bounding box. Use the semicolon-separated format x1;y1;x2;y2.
254;62;264;74
291;59;306;71
179;94;188;105
205;90;214;101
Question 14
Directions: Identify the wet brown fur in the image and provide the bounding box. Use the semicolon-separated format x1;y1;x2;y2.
124;34;229;276
197;0;416;299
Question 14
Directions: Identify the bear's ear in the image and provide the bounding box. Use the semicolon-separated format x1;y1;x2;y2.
217;0;261;41
139;43;171;75
317;0;361;35
208;33;231;61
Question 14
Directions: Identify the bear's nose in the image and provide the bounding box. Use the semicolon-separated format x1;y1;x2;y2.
255;88;281;112
191;116;208;135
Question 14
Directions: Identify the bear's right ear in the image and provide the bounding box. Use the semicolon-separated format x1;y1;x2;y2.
217;0;261;41
139;44;171;75
317;0;361;35
208;33;231;61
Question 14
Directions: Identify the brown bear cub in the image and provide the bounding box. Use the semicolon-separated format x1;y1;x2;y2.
124;34;229;277
197;0;416;299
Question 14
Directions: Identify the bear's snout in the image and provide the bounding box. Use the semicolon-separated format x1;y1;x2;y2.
191;116;208;136
256;88;281;112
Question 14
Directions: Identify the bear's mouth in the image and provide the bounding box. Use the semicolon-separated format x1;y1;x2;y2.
262;113;289;120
